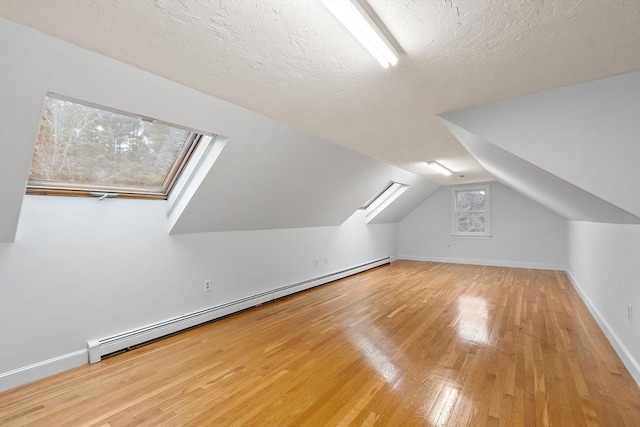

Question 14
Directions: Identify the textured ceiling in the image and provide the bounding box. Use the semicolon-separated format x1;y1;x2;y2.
1;0;639;184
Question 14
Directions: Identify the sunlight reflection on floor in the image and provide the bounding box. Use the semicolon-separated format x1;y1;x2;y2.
344;322;404;391
456;295;492;346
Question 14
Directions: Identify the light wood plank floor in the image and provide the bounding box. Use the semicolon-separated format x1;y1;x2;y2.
1;261;639;426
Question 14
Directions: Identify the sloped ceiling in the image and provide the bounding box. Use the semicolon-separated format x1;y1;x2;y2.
440;72;640;224
1;1;639;240
168;122;437;233
0;18;438;242
1;0;638;185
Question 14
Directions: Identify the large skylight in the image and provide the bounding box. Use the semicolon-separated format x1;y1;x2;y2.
27;94;206;199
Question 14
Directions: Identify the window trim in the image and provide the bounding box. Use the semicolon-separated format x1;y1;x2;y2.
451;184;491;237
26;93;210;200
361;181;409;223
361;181;398;211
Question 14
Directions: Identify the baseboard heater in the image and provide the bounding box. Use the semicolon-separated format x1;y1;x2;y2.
87;257;390;363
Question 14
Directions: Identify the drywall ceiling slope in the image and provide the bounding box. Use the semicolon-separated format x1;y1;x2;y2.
368;177;441;225
441;119;639;225
0;18;438;240
441;72;640;218
1;1;638;186
0;23;51;242
169;123;440;233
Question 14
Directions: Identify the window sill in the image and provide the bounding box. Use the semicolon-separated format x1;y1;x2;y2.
450;234;492;239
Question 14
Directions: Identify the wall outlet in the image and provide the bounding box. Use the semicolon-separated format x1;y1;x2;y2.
204;280;212;292
628;304;633;323
315;258;319;265
325;256;329;264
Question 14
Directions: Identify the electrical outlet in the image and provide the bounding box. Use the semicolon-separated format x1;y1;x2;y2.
325;256;329;264
315;258;319;265
204;280;212;292
628;304;633;323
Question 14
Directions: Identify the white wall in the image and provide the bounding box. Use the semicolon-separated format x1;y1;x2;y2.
566;221;640;383
440;119;639;224
0;195;397;388
441;72;640;218
398;182;566;269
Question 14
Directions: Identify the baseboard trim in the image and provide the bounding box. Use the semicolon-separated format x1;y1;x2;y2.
398;255;565;271
0;349;88;392
565;271;640;386
87;257;391;363
0;257;390;392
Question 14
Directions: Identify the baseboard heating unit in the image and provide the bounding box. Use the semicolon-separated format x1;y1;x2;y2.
87;257;390;363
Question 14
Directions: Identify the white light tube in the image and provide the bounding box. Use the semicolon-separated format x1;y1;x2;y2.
427;161;453;176
322;0;399;68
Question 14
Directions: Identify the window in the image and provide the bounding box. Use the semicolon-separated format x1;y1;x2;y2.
452;185;491;236
361;181;409;223
27;93;208;199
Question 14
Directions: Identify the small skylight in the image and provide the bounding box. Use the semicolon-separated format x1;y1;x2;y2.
361;181;409;223
27;94;208;199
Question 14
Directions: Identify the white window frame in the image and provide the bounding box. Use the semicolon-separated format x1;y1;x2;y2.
451;184;491;237
361;181;409;224
26;92;212;200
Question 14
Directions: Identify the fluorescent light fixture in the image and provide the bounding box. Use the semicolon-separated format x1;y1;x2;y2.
427;161;453;176
322;0;399;68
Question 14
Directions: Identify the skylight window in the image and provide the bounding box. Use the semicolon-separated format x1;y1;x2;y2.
27;94;207;199
361;181;409;223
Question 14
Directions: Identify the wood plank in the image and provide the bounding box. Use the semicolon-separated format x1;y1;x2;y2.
1;261;638;426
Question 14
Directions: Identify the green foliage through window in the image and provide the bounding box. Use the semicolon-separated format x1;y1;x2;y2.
28;95;203;199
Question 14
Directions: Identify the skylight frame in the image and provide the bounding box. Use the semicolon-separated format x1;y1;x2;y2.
361;181;409;223
26;93;211;200
360;181;397;211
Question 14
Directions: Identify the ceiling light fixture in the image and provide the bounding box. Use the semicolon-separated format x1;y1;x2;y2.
321;0;399;68
427;161;453;176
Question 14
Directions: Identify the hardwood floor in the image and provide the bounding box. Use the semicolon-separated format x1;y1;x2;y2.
1;261;639;426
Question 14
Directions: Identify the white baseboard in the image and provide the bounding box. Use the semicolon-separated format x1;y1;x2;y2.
398;255;565;271
1;257;391;392
399;256;638;385
0;349;88;392
88;256;391;364
565;271;640;386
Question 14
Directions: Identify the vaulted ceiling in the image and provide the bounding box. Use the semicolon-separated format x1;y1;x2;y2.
441;72;640;223
0;17;442;242
2;0;638;184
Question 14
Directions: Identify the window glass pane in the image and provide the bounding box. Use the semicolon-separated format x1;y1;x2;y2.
456;190;485;212
456;212;485;233
29;96;192;193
